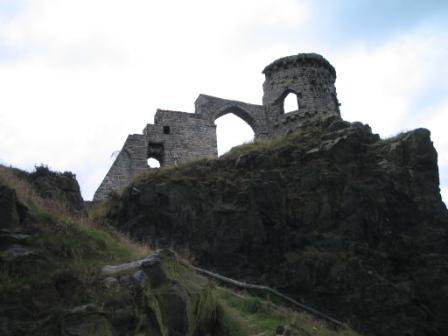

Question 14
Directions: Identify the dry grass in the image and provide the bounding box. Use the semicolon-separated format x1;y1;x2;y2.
0;164;79;224
0;164;152;260
98;225;152;258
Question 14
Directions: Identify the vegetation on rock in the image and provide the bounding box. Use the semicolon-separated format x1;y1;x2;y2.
100;118;448;336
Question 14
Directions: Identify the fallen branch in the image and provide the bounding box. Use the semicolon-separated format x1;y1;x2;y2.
190;265;345;328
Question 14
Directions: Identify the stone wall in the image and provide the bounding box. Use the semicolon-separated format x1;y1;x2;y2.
93;53;341;201
149;109;217;166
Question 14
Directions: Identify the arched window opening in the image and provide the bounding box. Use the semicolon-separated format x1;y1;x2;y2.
147;157;161;168
147;142;163;168
215;113;254;156
283;92;299;113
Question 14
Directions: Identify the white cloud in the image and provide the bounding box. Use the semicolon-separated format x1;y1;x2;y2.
334;30;448;136
422;101;448;173
442;188;448;208
0;1;446;202
332;30;448;202
0;0;308;199
422;102;448;208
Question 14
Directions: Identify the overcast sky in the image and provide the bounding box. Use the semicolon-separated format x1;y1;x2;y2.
0;0;447;204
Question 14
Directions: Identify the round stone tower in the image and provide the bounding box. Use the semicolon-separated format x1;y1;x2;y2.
262;53;340;135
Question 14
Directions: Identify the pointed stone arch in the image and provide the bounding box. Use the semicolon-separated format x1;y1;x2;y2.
214;105;256;132
214;108;255;155
194;94;266;137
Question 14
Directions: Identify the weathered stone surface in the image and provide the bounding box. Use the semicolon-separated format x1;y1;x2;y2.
0;249;221;336
0;230;30;246
102;277;118;288
101;249;219;335
94;53;341;200
101;253;160;275
104;120;448;336
3;244;34;259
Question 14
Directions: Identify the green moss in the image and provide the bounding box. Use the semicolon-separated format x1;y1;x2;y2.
141;253;219;336
214;287;360;336
216;303;249;336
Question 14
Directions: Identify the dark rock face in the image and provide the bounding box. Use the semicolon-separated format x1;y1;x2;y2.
0;185;25;230
106;119;448;336
28;166;84;213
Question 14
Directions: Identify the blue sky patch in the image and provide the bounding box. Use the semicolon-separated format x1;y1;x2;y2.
306;0;448;47
0;0;28;21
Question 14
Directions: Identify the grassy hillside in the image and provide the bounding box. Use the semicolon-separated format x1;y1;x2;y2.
0;164;360;335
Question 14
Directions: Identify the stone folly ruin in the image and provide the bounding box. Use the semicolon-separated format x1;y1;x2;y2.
94;53;341;201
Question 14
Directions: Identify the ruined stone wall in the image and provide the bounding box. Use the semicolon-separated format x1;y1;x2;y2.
94;134;147;201
149;110;217;166
94;113;217;201
94;53;341;201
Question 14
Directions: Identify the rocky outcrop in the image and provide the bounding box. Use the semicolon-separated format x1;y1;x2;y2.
27;165;85;213
0;185;28;231
0;178;221;336
61;249;217;336
1;250;221;335
104;117;448;336
1;165;362;336
0;185;35;267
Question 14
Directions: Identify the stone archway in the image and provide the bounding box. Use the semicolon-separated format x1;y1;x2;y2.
214;105;257;131
214;108;255;155
194;94;266;138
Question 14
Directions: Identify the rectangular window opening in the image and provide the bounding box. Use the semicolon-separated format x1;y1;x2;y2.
163;126;170;134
